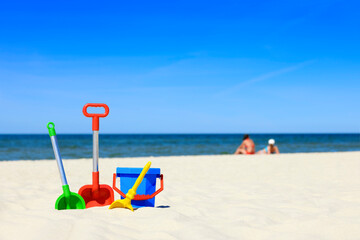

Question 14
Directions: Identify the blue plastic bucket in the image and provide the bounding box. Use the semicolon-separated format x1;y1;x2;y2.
114;167;162;208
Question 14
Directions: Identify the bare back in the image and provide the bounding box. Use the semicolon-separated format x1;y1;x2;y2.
243;139;255;153
234;138;255;154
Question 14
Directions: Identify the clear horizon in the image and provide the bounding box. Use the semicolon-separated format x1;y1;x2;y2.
0;132;359;135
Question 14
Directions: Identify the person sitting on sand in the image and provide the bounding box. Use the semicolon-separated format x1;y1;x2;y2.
257;139;280;154
234;134;255;155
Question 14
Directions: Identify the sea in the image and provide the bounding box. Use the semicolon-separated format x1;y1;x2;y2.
0;134;359;161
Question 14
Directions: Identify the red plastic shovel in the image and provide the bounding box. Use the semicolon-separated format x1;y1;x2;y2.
78;103;114;208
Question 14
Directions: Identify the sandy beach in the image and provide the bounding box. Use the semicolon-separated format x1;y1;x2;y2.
1;152;360;240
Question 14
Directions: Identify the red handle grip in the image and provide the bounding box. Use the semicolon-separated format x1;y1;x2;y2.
83;103;109;131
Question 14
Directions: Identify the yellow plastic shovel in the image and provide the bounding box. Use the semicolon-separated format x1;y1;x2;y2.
109;161;151;211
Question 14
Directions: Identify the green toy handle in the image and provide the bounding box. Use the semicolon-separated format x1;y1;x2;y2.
47;122;68;186
62;185;71;198
47;122;56;137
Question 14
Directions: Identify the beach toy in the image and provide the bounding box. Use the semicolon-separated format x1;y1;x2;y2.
109;162;151;211
47;122;86;210
78;103;114;208
113;167;164;208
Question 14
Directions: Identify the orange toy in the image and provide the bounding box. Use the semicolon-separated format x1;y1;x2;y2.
78;103;114;208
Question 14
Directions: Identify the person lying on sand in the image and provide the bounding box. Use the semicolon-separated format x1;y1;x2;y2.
234;134;255;155
257;139;280;154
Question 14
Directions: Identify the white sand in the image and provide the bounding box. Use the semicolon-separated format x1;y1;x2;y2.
1;152;360;240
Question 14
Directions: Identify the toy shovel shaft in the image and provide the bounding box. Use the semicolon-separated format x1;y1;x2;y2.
92;171;100;193
93;131;99;172
132;162;151;192
89;129;99;193
48;122;68;186
82;103;109;173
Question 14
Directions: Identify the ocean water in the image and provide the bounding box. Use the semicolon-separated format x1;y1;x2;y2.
0;134;359;161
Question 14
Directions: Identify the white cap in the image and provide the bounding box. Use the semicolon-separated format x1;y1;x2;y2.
268;139;275;145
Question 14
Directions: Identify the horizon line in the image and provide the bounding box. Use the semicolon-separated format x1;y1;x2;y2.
0;132;359;135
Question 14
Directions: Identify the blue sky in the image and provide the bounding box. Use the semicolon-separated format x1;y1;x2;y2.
1;0;359;133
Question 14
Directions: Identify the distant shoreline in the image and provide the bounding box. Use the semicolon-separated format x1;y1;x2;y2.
1;133;359;161
1;151;360;162
0;133;359;135
0;150;360;162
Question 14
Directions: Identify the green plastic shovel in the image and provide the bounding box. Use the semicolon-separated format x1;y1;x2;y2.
47;122;86;210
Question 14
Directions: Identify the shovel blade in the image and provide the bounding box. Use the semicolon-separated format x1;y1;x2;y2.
78;184;114;208
109;198;133;211
55;192;86;210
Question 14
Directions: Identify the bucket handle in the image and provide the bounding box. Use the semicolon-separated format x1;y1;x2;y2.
112;173;164;201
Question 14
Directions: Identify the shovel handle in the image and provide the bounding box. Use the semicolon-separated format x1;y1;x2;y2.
132;162;151;192
47;122;68;186
83;103;109;131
